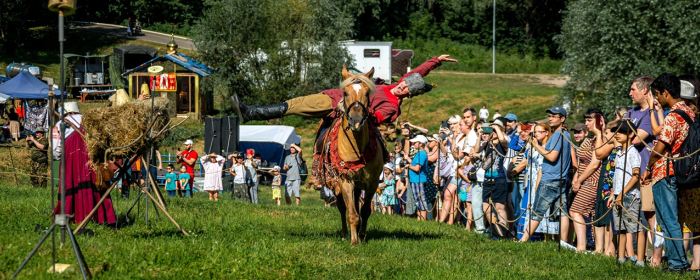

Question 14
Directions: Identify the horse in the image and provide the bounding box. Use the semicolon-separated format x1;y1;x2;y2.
318;66;386;245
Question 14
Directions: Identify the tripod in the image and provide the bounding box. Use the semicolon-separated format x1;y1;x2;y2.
123;157;162;225
13;7;91;279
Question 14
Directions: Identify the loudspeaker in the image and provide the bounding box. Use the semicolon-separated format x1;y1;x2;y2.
204;117;222;154
221;116;239;153
221;116;240;169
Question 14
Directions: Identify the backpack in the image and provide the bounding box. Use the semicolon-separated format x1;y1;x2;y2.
671;110;700;189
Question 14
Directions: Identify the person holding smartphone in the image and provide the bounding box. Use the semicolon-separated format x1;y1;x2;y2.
283;143;303;205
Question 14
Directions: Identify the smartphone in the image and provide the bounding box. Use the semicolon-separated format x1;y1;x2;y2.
177;147;180;152
246;149;254;158
482;126;494;134
594;114;604;131
441;120;449;129
520;124;532;131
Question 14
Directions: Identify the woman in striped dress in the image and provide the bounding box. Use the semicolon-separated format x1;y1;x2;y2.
569;109;604;252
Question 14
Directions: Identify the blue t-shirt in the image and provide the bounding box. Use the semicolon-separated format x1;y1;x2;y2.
165;173;178;191
408;150;428;183
540;129;572;182
625;108;657;175
178;173;191;190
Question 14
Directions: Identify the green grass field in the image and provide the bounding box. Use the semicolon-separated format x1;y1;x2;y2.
0;183;694;279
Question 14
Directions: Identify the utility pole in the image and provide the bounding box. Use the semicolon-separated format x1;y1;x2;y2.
492;0;496;74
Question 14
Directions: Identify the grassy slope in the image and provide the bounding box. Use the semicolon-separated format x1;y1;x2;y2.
0;185;691;279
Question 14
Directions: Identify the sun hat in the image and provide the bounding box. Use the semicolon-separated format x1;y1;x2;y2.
680;80;697;100
63;101;79;114
409;135;428;144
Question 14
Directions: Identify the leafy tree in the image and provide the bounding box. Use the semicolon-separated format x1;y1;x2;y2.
0;0;50;54
192;0;353;108
556;0;700;115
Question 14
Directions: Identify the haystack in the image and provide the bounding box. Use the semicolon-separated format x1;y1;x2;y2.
82;98;171;165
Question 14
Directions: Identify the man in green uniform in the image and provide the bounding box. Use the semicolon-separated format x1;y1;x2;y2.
26;128;49;188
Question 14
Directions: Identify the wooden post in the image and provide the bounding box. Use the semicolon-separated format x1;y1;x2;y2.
195;75;199;118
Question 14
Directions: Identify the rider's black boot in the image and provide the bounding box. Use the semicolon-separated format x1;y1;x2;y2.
229;95;288;123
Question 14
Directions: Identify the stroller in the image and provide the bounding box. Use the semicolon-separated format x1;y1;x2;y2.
134;24;142;36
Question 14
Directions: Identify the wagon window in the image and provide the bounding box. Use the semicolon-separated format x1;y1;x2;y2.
363;49;380;58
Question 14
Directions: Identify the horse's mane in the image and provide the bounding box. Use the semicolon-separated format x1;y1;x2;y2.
339;73;376;95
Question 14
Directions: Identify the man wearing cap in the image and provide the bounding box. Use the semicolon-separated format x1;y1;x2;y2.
177;139;199;193
571;123;588;145
283;143;303;205
405;135;429;220
520;106;572;243
26;127;49;188
229;55;458;125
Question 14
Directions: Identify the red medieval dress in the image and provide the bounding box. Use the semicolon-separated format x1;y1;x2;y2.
54;127;117;225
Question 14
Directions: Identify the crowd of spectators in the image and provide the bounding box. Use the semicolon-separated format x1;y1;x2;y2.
364;73;700;274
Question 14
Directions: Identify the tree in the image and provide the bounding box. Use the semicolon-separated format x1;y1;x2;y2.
556;0;700;115
0;0;50;54
192;0;353;108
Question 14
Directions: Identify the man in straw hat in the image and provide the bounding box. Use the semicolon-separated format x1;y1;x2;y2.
229;55;458;125
26;127;49;188
52;101;117;225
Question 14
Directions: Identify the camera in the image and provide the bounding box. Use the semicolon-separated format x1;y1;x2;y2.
520;124;532;131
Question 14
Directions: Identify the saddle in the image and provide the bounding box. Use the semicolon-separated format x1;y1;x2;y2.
311;117;388;195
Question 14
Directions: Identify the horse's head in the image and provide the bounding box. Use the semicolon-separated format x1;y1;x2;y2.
340;65;375;131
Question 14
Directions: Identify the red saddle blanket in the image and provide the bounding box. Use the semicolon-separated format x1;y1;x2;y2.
311;118;389;194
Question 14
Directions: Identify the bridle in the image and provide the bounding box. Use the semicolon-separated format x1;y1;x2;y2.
340;79;372;131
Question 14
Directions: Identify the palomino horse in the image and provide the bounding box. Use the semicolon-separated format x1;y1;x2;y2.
332;66;386;245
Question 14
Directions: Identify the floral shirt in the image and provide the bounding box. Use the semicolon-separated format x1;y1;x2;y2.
599;147;621;201
650;102;696;187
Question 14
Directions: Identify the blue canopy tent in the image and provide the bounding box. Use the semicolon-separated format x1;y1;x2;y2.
0;71;65;99
0;71;66;134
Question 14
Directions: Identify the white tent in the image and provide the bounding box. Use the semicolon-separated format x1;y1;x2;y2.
240;125;301;149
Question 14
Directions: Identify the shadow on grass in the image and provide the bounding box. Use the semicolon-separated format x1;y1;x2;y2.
288;228;442;242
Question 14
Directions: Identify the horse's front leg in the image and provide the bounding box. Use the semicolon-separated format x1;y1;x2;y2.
335;192;348;239
340;181;361;245
358;187;376;242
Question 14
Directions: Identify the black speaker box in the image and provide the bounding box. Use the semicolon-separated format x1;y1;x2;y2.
204;117;222;154
221;116;240;154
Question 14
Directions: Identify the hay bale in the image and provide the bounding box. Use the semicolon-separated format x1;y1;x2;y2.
82;99;171;164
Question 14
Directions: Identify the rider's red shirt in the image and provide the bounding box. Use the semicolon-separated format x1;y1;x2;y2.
321;56;442;124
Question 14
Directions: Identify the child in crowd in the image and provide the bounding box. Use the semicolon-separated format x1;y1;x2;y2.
164;164;177;197
201;153;226;201
271;166;282;206
379;163;396;215
457;155;474;230
609;121;645;266
178;165;192;198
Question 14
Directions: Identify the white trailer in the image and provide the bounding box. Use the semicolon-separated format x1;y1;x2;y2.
342;41;393;82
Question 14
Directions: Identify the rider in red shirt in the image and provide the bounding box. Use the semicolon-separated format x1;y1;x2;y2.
229;54;457;125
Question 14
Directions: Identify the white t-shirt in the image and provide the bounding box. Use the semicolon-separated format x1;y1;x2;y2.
231;164;247;184
465;128;478;154
613;146;641;198
479;108;489;119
